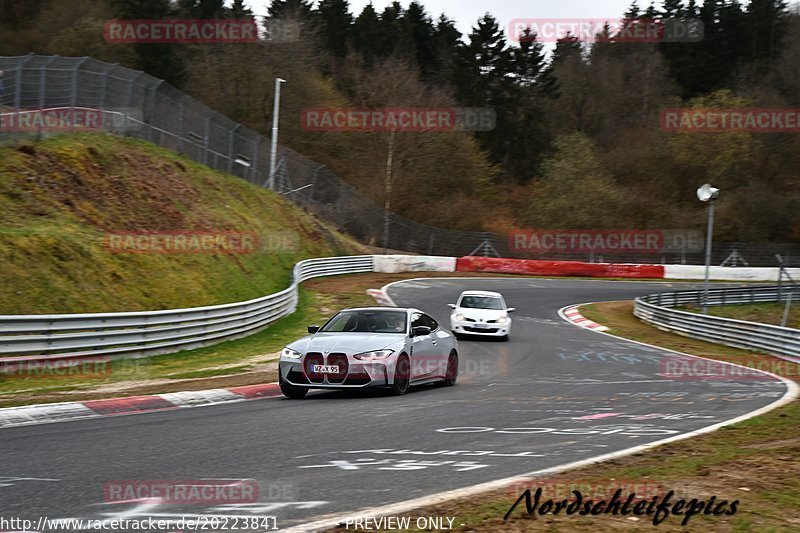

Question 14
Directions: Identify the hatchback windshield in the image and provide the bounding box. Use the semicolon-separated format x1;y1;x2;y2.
459;296;504;310
320;310;407;333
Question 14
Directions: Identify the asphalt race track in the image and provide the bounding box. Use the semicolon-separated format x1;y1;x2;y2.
0;278;791;531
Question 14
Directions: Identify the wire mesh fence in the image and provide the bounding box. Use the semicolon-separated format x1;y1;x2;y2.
1;54;798;266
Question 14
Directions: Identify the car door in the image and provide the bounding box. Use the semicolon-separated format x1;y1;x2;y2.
421;313;450;377
410;312;437;380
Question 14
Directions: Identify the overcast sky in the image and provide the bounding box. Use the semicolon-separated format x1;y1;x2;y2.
239;0;644;38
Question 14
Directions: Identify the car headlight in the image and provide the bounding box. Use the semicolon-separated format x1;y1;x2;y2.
353;349;394;360
496;316;507;324
455;313;465;321
281;347;302;359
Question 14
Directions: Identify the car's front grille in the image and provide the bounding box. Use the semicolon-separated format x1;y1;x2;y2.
326;353;348;383
304;352;324;383
464;317;476;322
464;326;499;333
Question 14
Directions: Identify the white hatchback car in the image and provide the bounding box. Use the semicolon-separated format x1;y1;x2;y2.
449;290;515;341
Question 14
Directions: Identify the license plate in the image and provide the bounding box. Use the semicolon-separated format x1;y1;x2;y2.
312;365;339;373
473;323;492;329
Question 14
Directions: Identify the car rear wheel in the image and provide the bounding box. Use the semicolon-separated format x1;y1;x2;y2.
389;355;410;395
442;350;458;386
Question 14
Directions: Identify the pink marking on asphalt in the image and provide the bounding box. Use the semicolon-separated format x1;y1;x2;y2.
576;412;623;420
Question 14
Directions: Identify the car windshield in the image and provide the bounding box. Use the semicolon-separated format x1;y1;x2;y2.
460;296;504;310
320;310;407;333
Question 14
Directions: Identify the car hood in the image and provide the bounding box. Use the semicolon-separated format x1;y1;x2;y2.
456;308;507;321
287;332;406;355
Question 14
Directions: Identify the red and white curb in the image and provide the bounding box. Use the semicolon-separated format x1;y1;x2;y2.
0;383;281;429
560;305;609;331
366;288;397;307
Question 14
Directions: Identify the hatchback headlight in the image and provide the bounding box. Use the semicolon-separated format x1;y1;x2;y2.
281;347;302;359
455;313;465;321
353;349;394;360
496;316;507;324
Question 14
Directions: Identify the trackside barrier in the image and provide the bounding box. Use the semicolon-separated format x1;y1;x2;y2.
373;255;456;273
0;255;377;363
456;256;665;278
634;285;800;360
2;252;796;365
665;265;800;282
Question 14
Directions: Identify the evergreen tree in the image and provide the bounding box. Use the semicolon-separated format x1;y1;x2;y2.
228;0;253;18
350;3;384;65
315;0;353;59
430;15;461;85
110;0;185;86
177;0;226;19
267;0;313;19
397;2;437;78
746;0;789;64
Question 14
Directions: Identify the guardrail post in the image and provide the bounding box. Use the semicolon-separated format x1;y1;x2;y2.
176;97;184;153
13;54;32;144
37;56;57;140
69;59;87;132
147;80;162;143
228;124;240;173
125;73;143;136
202;115;210;165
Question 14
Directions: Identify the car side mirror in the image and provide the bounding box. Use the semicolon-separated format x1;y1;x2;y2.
412;325;432;337
307;325;320;334
448;303;456;309
506;308;516;313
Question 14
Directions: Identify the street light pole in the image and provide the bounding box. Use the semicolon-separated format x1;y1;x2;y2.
697;183;720;314
268;77;286;190
382;129;397;255
702;199;715;314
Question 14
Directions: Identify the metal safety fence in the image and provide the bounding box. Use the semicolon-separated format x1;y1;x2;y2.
0;255;373;362
0;54;798;264
634;285;800;360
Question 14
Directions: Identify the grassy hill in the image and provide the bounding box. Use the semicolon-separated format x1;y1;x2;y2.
0;133;364;314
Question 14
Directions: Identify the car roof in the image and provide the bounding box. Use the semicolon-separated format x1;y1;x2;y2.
340;307;417;313
459;290;503;298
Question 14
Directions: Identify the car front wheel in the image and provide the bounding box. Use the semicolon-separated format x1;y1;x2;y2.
389;355;410;395
279;375;308;399
441;350;458;386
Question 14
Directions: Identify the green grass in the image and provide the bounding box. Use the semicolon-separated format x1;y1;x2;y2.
677;301;800;329
0;133;362;314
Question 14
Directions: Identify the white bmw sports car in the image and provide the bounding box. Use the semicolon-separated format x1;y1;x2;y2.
449;290;515;340
278;307;458;398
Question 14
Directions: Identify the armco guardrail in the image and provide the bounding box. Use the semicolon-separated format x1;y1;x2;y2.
634;285;800;360
0;255;375;362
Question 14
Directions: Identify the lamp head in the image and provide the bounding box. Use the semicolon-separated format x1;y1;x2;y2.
697;183;719;202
